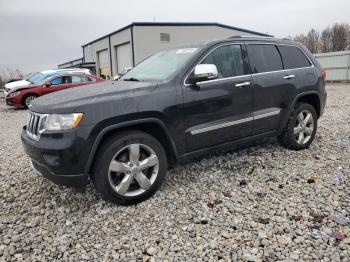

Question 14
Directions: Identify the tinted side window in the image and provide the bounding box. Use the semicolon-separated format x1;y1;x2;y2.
247;44;283;73
279;45;311;69
50;77;64;85
71;75;91;83
201;45;244;78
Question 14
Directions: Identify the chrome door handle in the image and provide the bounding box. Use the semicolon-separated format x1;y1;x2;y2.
235;81;251;87
283;74;295;79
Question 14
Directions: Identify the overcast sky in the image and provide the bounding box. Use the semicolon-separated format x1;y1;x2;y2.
0;0;349;74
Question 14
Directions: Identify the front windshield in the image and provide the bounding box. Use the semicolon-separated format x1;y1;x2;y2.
31;73;56;85
120;47;200;82
26;73;41;83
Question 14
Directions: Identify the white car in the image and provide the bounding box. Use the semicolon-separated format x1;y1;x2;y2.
3;68;91;96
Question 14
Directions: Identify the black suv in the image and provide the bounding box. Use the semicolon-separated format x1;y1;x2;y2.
22;37;327;205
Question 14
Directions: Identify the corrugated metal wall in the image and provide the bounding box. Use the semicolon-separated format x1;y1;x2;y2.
314;51;350;81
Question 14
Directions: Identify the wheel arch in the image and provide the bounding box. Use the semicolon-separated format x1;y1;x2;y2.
84;118;178;175
281;91;321;130
22;93;39;106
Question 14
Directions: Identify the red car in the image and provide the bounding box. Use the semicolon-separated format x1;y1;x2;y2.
5;73;104;108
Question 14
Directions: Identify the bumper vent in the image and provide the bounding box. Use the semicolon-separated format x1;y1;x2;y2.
26;112;46;140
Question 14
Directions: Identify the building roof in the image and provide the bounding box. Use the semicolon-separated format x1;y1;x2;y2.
82;22;273;47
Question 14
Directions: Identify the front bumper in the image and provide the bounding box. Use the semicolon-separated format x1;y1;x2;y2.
21;126;93;188
29;159;88;187
5;96;21;107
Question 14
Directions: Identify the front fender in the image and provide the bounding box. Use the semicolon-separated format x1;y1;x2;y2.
83;118;177;174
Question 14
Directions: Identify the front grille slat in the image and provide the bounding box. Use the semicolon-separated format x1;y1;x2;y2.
26;112;44;141
33;116;39;136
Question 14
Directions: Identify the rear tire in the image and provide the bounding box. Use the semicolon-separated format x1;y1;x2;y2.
92;131;167;205
279;103;318;150
23;94;38;108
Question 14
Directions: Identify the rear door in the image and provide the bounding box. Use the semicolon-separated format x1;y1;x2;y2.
246;43;297;135
278;44;316;92
70;75;94;88
183;43;254;152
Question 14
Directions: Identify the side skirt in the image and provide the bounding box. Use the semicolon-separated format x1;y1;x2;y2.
177;130;279;164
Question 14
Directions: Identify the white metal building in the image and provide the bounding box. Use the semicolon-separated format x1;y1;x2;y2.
60;22;271;79
314;50;350;81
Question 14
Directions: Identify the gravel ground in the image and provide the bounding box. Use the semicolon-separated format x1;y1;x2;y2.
0;83;349;261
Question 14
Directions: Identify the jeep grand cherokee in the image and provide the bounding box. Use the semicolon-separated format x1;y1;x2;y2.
22;37;327;205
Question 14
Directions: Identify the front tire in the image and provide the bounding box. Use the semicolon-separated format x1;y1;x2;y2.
279;103;318;150
23;94;38;108
92;131;167;205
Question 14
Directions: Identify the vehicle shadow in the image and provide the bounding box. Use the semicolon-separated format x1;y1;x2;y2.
29;136;281;210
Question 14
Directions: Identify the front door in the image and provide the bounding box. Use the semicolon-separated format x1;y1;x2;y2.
182;44;254;152
45;76;71;94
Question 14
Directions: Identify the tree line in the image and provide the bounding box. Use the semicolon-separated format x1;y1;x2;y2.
0;69;24;89
292;23;350;54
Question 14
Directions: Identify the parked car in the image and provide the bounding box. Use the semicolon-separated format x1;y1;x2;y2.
6;72;103;108
22;36;327;205
3;68;91;96
6;78;23;84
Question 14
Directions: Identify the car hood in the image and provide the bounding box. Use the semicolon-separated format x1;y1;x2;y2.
5;80;30;89
9;84;40;93
30;80;158;114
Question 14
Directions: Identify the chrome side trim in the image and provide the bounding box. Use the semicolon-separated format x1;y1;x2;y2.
254;109;281;120
235;81;251;87
190;109;281;135
190;117;253;135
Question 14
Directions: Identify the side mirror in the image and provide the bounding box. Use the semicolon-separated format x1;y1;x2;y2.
120;67;133;75
44;82;51;87
188;64;218;85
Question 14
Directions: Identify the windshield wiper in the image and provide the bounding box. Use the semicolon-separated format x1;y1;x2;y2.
123;77;140;82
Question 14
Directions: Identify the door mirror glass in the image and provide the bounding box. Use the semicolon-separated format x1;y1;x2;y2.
188;64;218;84
44;82;51;87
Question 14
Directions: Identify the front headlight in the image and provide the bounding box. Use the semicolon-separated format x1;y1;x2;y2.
42;113;83;131
8;91;20;97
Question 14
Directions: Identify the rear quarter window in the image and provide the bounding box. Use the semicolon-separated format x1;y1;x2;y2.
279;45;311;69
246;44;283;73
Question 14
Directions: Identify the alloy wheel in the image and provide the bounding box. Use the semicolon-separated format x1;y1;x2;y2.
108;144;159;197
294;110;314;145
25;96;36;107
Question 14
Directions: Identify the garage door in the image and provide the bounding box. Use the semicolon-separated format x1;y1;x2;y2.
116;43;132;74
98;49;109;79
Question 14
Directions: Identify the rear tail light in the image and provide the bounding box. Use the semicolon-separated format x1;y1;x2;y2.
321;70;327;80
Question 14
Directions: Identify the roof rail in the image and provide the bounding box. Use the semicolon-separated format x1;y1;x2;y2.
228;35;273;39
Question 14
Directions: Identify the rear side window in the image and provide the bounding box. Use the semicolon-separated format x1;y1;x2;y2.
247;44;283;73
279;45;311;69
201;44;244;78
71;75;92;83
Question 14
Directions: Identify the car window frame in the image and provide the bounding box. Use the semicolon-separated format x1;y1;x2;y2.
48;76;65;86
183;42;250;86
277;44;312;70
183;41;315;87
246;43;284;74
245;42;314;75
199;44;246;79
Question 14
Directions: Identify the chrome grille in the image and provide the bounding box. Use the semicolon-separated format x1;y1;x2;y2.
26;112;45;140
